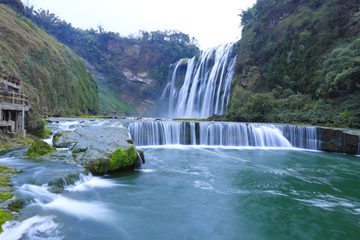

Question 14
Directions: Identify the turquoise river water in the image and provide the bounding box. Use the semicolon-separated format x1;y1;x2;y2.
0;119;359;239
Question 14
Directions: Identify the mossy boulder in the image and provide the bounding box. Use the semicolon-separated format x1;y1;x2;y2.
51;126;144;175
91;146;138;174
24;139;56;156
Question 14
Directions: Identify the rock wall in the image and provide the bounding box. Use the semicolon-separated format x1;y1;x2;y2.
318;127;360;155
122;69;154;85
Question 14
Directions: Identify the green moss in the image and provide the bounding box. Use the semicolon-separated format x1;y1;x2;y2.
94;158;105;174
0;193;13;200
7;199;23;212
52;137;59;145
43;128;53;137
94;146;137;174
109;146;137;171
0;209;13;233
24;139;56;156
0;166;18;174
0;174;10;186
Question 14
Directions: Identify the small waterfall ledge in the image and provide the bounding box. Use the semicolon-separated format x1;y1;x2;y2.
128;121;360;154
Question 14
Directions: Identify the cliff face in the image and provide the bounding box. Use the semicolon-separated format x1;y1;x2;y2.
227;0;360;128
0;4;99;130
89;35;197;116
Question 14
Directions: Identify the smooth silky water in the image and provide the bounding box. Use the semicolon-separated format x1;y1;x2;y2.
0;119;359;239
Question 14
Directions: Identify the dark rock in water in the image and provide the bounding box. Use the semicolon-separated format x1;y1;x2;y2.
52;126;145;175
47;170;89;193
24;139;56;156
136;148;145;164
52;131;78;148
207;114;225;121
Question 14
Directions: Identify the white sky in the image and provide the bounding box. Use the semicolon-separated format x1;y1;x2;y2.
22;0;257;50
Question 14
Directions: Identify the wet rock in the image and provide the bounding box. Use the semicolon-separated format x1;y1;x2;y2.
318;127;360;154
52;126;145;175
136;148;145;164
207;114;226;121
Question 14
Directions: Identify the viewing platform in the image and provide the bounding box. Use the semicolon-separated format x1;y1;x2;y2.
0;78;29;138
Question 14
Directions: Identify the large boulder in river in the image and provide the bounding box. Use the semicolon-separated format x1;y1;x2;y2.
24;139;56;156
52;126;144;175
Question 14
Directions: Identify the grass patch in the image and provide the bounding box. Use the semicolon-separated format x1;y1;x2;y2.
99;85;137;116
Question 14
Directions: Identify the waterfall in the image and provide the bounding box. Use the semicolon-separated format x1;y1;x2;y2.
276;125;319;150
130;121;315;148
128;121;323;150
160;43;237;118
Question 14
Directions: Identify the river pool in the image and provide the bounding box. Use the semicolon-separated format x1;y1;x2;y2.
0;119;359;239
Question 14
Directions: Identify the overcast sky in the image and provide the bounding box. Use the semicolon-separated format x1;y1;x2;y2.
22;0;257;50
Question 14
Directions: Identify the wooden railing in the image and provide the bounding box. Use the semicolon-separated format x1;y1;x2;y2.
0;77;21;86
0;90;28;105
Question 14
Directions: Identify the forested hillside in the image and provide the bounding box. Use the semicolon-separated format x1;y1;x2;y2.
228;0;360;128
0;2;99;133
24;7;199;115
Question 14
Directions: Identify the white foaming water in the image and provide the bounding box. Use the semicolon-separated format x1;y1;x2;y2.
161;43;237;118
0;215;62;240
43;137;53;146
19;184;114;221
64;173;121;191
0;173;119;239
57;121;80;131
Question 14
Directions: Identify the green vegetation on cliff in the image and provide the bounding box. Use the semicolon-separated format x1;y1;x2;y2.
228;0;360;128
24;6;199;115
0;2;100;134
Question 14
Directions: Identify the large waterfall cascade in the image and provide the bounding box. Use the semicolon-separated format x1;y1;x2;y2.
160;43;237;118
128;121;320;150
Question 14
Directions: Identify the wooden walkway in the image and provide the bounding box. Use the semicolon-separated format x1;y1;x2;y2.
0;79;29;137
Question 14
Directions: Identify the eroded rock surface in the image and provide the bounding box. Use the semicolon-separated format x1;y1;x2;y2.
51;126;144;175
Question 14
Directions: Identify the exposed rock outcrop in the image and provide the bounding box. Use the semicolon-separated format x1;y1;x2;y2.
318;127;360;154
51;126;145;175
122;69;154;85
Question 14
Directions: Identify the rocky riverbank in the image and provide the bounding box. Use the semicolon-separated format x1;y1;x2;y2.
39;121;145;175
0;166;23;232
0;131;35;151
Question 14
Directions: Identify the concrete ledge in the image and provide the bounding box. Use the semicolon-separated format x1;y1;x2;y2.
18;129;26;138
0;102;29;111
5;132;19;138
0;120;15;132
